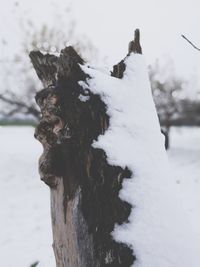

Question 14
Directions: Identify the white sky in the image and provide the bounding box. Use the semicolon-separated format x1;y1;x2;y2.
1;0;200;93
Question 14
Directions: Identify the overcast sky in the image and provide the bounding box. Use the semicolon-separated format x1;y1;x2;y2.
1;0;200;94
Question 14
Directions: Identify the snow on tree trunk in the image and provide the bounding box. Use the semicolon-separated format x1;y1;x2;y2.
78;36;200;267
29;30;142;267
30;28;198;267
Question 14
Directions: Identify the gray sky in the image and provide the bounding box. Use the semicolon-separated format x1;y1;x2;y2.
1;0;200;95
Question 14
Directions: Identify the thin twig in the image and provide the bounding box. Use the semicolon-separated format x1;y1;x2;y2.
181;35;200;51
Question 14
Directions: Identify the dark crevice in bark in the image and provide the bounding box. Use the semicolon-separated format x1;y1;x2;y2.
30;29;142;266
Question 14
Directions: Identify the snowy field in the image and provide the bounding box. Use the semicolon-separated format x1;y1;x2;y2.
0;126;200;267
0;127;55;267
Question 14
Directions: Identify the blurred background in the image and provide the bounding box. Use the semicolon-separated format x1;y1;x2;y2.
0;0;200;266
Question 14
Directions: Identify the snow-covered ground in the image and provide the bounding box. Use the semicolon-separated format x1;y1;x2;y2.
0;127;55;267
168;127;200;233
0;126;200;267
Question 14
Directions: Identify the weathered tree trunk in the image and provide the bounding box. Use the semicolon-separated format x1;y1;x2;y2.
30;29;141;267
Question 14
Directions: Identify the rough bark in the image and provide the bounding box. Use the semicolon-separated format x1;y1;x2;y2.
30;29;141;267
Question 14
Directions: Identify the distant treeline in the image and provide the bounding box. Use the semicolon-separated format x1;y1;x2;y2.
158;99;200;127
0;118;36;126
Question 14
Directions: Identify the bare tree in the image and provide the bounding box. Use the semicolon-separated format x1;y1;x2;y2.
0;6;98;123
149;61;184;149
0;90;40;120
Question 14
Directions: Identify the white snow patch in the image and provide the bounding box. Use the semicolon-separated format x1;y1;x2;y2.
0;127;55;267
81;54;200;267
78;93;90;102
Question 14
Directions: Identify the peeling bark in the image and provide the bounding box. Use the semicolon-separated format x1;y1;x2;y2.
30;29;141;267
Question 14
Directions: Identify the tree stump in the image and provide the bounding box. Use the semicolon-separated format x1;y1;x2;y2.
30;29;142;267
